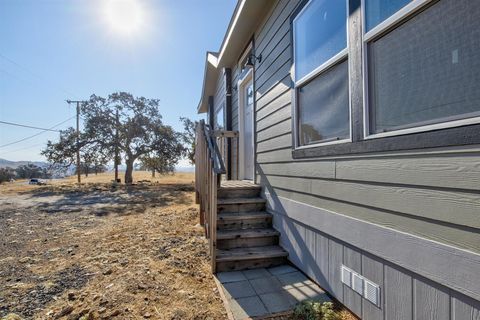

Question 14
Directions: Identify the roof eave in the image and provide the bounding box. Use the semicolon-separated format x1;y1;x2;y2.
197;0;276;114
197;52;219;114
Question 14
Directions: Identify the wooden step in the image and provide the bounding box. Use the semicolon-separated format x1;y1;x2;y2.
217;197;266;213
217;228;280;249
217;212;272;230
218;185;262;199
216;246;288;272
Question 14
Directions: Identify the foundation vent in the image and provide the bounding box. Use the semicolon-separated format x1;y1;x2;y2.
341;266;352;287
352;273;364;295
364;279;381;306
341;265;381;307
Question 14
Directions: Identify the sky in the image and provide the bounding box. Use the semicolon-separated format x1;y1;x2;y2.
0;0;236;163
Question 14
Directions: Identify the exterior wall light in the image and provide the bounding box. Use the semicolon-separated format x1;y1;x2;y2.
246;53;262;67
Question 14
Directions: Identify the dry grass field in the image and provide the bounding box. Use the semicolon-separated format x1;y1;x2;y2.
0;171;227;320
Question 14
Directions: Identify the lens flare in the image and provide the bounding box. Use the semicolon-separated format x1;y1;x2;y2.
104;0;144;35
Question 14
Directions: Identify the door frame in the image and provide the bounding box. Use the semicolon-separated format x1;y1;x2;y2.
237;68;255;181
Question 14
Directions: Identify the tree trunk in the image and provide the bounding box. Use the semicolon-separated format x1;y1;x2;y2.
125;158;135;184
152;169;155;178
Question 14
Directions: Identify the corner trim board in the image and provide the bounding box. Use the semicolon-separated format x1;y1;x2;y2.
264;192;480;301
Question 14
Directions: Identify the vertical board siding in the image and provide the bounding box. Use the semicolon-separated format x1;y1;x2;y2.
414;279;450;320
384;265;413;320
314;231;330;291
452;293;480;320
328;239;344;299
343;246;363;316
272;213;480;320
362;254;384;320
304;227;316;279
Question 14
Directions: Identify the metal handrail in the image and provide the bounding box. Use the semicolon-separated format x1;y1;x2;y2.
203;124;226;175
194;120;240;273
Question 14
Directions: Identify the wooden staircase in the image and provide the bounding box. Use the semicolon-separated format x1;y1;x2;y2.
194;121;287;273
215;181;288;272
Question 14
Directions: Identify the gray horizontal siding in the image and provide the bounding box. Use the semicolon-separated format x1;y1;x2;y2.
257;133;291;153
205;0;480;316
257;104;291;131
256;75;291;110
248;0;480;317
231;63;239;180
260;178;480;254
260;175;480;229
336;155;480;191
214;69;225;114
257;118;291;143
252;0;480;243
257;88;291;121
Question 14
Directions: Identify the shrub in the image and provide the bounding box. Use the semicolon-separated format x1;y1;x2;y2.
293;301;340;320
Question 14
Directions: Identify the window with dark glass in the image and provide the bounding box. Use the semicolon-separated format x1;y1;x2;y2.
293;0;349;147
365;0;410;32
367;0;480;134
215;106;224;130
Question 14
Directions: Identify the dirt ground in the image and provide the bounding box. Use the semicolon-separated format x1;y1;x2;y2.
0;172;355;320
1;172;227;320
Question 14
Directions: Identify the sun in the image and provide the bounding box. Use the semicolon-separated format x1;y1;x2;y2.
104;0;144;35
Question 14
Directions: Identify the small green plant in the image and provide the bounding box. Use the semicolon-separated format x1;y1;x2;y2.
320;302;340;320
293;301;340;320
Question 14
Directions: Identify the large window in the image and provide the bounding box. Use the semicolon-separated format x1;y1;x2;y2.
293;0;350;147
365;0;480;137
292;0;480;158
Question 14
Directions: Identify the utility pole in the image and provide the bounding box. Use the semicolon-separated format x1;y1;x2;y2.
66;100;86;184
114;108;119;182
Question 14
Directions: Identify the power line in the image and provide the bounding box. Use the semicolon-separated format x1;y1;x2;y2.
0;116;75;149
1;143;45;155
0;52;79;99
0;120;61;132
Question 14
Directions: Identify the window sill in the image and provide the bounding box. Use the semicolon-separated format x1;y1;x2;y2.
292;124;480;159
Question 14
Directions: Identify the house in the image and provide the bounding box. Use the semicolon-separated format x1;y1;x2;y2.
195;0;480;319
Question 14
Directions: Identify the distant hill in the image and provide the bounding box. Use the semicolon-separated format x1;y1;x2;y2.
0;158;194;173
0;158;49;169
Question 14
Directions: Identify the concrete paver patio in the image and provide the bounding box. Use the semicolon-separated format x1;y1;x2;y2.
215;265;331;320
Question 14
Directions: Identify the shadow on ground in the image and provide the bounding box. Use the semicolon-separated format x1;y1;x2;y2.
17;183;194;217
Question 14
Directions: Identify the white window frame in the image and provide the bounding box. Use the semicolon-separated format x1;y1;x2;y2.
362;0;480;140
214;102;225;130
292;0;352;150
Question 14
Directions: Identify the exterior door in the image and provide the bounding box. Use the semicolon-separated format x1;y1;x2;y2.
243;79;254;180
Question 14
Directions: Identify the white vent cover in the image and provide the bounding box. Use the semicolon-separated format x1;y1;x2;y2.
352;273;364;295
364;279;380;306
341;265;381;307
341;266;352;287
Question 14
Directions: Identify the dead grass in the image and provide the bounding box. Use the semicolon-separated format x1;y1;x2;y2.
0;171;194;195
60;171;195;185
0;172;227;319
